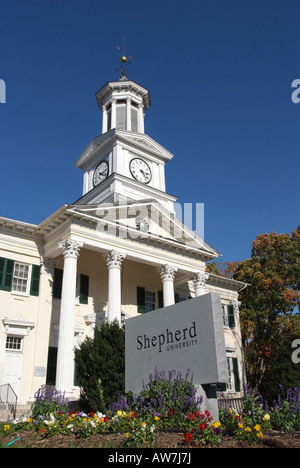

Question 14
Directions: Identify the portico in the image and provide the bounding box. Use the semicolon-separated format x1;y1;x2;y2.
40;199;216;395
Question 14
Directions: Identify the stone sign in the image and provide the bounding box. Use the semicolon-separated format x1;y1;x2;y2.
125;293;228;399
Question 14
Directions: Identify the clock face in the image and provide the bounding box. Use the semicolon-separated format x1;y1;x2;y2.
129;158;152;184
93;161;109;187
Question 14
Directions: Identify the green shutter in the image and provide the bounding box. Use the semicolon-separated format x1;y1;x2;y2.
0;257;5;288
79;274;89;304
53;268;63;298
158;290;164;309
46;347;57;386
74;360;80;386
228;305;235;328
0;258;15;291
137;286;146;313
232;357;241;392
30;264;41;296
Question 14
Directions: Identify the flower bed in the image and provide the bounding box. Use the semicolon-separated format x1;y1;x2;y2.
2;408;225;448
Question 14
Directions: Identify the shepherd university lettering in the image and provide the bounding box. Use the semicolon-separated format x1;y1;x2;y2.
136;321;197;353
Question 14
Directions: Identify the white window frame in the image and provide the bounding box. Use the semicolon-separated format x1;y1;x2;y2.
5;335;24;352
11;262;32;296
145;290;156;313
225;349;236;393
222;305;230;328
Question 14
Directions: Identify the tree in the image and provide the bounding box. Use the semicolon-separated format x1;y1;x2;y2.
233;227;300;399
75;320;125;412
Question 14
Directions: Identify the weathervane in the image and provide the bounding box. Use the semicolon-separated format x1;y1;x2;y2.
116;38;133;80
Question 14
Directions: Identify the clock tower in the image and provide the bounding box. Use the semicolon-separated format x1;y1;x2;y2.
75;67;177;213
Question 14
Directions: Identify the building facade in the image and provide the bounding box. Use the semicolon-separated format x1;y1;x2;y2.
0;70;246;414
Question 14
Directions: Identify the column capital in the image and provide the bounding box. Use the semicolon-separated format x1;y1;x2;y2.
158;264;178;282
59;239;84;259
193;272;209;289
41;257;56;276
104;250;126;269
231;300;241;313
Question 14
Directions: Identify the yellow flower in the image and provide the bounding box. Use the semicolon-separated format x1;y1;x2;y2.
229;408;233;414
238;422;243;429
257;431;263;439
117;410;122;417
245;427;251;432
4;425;10;431
154;416;160;421
126;432;130;439
27;418;32;423
253;424;261;432
212;421;221;428
263;414;270;421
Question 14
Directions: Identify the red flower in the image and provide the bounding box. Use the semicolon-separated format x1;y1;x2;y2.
103;416;109;422
184;433;193;443
199;423;207;430
169;409;174;416
187;413;195;420
89;412;95;417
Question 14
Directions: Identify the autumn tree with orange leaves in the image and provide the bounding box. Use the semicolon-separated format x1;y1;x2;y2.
232;226;300;401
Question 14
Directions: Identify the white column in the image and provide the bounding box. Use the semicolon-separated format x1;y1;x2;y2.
193;272;209;297
104;250;126;324
56;239;83;396
102;105;108;133
126;97;131;131
158;264;178;307
138;103;144;133
111;98;117;129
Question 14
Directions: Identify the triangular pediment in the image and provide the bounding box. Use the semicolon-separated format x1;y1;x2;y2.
66;200;220;261
75;129;173;170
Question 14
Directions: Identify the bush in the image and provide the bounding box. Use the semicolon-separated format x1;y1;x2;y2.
75;320;125;412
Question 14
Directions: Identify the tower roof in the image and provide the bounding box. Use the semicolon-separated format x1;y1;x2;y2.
95;79;151;111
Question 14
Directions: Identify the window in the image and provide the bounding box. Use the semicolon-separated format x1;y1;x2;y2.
145;290;156;313
218;355;241;393
227;357;234;391
12;262;30;294
137;287;163;313
222;304;235;328
53;268;89;304
0;257;40;296
116;100;126;129
6;336;22;351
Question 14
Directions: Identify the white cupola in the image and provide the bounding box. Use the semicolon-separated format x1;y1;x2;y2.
95;75;151;134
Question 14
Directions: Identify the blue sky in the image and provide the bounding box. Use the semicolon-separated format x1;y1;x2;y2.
0;0;299;264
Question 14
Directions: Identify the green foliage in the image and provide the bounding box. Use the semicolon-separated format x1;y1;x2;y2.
75;320;125;412
138;369;201;415
30;386;69;419
234;226;300;395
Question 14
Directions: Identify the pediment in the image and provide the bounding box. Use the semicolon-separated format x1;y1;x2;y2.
66;200;220;261
75;129;174;170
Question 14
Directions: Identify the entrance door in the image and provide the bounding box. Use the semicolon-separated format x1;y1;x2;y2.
2;337;24;400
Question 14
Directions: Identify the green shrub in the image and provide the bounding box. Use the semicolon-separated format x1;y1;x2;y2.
75;320;125;412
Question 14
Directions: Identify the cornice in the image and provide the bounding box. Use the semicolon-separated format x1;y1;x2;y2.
95;80;151;110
